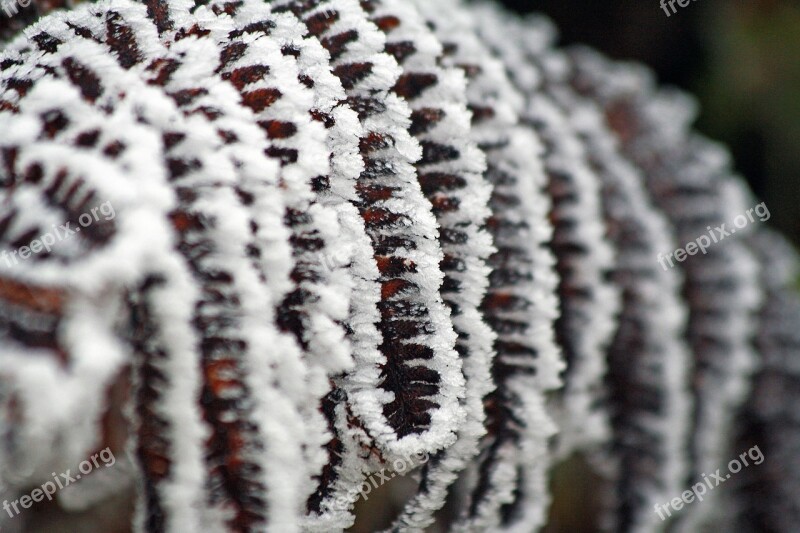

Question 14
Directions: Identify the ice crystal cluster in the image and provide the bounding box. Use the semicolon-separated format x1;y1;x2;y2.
0;0;796;532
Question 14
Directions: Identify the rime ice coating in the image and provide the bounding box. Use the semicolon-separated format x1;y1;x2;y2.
533;45;692;532
0;1;796;532
471;4;620;468
268;0;466;470
726;227;800;533
569;48;762;533
411;2;562;531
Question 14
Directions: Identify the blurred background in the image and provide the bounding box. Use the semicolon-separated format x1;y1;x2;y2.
497;1;800;530
500;0;800;247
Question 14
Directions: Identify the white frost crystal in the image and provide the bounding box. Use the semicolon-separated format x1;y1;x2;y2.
0;1;793;532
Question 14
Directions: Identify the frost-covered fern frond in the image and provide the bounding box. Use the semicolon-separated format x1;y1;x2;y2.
0;0;796;532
